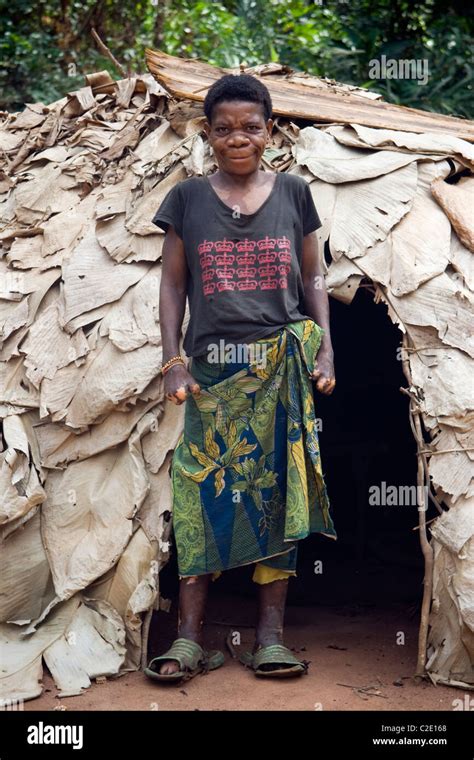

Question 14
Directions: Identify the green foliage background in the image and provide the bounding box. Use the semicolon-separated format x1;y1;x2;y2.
1;0;472;117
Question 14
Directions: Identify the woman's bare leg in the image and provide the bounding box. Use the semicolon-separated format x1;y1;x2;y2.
158;573;211;675
254;578;289;652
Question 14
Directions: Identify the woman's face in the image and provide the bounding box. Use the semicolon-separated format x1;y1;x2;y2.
204;100;273;176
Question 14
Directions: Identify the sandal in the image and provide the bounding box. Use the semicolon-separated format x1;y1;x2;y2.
144;637;225;683
239;644;309;678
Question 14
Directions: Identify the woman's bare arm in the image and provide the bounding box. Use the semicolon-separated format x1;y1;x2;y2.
159;225;188;362
301;231;336;395
159;225;200;403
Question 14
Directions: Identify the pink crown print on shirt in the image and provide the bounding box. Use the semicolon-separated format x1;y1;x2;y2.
198;236;292;295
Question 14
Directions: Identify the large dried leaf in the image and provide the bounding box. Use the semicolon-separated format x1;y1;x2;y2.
351;237;392;287
125;165;187;235
63;336;163;428
88;528;157;671
95;174;137;219
326;256;364;304
386;273;474;357
41;435;149;600
35;399;163;469
131;119;183;166
428;429;474;503
141;399;185;473
305;178;336;252
293;126;422;183
327;124;474;169
1;411;44;493
59;228;150;325
95;214;164;263
20;303;89;387
98;267;161;350
0;597;79;703
43;598;127;697
406;325;473;420
330;162;417;260
390;193;451;295
13;164;82;225
0;356;39;412
0;509;53;624
427;534;474;688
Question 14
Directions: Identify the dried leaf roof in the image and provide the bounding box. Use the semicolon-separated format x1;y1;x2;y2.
146;48;474;141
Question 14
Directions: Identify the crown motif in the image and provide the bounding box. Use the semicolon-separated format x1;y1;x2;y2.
257;236;276;250
198;240;214;254
214;239;235;253
236;239;257;253
277;236;291;250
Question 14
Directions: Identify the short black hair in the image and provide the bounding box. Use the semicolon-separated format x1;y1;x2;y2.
203;74;273;124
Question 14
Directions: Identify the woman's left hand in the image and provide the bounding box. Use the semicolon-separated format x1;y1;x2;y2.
310;348;336;395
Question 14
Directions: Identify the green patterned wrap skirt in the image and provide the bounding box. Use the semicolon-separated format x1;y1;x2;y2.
170;318;337;577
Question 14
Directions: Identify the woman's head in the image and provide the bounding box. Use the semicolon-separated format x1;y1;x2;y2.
203;74;273;175
204;74;273;124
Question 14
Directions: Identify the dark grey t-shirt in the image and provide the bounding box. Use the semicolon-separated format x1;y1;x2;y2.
152;172;321;358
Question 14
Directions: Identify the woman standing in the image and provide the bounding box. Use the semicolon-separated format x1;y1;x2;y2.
145;74;336;682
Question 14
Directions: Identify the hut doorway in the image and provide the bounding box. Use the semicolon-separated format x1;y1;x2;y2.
293;287;423;608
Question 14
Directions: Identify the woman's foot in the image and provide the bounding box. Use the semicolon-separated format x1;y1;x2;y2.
157;631;202;675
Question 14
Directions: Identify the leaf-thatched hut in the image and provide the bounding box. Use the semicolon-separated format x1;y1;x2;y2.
0;50;472;702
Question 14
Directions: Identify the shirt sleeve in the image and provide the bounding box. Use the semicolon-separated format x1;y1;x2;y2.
301;180;322;236
151;183;184;238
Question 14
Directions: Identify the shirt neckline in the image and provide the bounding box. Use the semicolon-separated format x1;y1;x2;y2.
204;172;280;218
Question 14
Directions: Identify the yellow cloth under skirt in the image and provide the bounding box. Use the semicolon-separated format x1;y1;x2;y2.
211;563;296;585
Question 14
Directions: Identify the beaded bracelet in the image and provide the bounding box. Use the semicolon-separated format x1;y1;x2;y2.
161;355;185;375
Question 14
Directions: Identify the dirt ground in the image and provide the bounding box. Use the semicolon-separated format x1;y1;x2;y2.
25;593;461;712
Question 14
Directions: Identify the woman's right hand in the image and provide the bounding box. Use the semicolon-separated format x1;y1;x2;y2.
164;364;201;404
